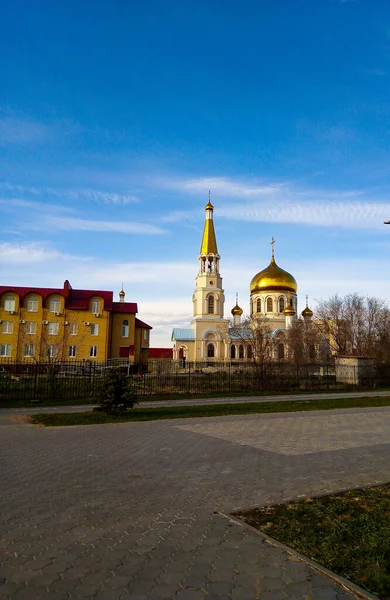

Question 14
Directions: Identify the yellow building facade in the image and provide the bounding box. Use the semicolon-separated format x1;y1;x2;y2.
0;280;151;364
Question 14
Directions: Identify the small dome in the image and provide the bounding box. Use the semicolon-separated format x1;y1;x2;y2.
283;304;296;316
301;306;313;318
205;200;214;211
250;257;297;295
231;303;243;316
119;289;125;298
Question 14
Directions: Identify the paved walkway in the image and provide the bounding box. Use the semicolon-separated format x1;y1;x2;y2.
1;406;390;599
2;389;390;415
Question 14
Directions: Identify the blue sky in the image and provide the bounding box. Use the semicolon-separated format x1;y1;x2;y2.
1;0;390;345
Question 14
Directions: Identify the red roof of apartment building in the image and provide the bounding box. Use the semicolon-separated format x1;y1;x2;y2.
135;318;153;330
0;281;138;314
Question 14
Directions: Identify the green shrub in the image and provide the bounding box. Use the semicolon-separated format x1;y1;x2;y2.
96;364;138;415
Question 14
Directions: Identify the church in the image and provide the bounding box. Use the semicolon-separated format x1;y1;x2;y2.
171;197;314;362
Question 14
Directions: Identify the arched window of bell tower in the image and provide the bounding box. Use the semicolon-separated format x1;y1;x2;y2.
208;295;215;314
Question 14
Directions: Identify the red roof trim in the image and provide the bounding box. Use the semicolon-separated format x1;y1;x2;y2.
0;283;138;313
135;317;153;330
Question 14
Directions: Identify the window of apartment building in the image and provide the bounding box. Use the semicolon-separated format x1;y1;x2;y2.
92;300;100;314
68;345;77;358
121;319;129;337
49;297;61;313
25;321;37;335
1;321;13;334
27;296;39;312
48;322;59;335
91;323;99;336
24;344;35;358
90;345;97;358
47;345;57;358
4;295;16;311
143;329;148;342
0;344;11;357
69;322;78;335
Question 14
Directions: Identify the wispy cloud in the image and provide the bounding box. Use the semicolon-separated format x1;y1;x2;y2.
0;116;49;145
0;197;77;214
71;189;140;205
159;176;282;198
0;241;75;264
217;199;389;229
160;175;389;229
0;183;140;205
44;216;165;235
362;68;387;77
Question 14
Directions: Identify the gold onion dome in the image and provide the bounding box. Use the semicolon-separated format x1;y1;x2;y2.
283;304;296;316
301;306;313;318
119;289;125;298
231;302;243;316
250;257;297;294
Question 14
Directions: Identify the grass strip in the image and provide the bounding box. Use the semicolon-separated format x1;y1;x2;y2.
234;484;390;599
30;395;390;426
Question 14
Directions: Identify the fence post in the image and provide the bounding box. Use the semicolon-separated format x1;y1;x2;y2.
33;361;38;402
228;362;231;392
188;361;191;394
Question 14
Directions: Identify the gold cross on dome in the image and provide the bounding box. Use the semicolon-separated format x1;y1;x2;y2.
271;237;275;258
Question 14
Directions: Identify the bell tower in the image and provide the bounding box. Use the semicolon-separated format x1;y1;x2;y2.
192;194;225;320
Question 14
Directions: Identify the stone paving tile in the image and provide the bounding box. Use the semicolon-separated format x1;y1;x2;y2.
1;407;390;599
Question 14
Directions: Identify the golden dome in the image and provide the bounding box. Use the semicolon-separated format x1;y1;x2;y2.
283;304;296;316
205;200;214;211
119;288;125;298
301;306;313;318
231;302;243;316
250;257;297;295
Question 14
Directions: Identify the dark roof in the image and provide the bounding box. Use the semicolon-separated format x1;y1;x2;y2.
135;317;153;330
112;301;138;313
0;286;64;301
0;282;138;313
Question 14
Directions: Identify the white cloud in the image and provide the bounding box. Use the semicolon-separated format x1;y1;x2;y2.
0;242;63;264
73;189;140;205
217;199;390;229
0;183;140;205
0;116;49;145
159;175;282;197
44;216;165;235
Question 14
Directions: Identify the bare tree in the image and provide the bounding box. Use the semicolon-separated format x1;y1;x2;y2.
314;293;390;359
285;319;329;364
228;315;273;365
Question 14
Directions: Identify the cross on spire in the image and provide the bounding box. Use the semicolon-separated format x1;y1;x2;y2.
306;295;309;307
236;292;238;305
271;236;275;259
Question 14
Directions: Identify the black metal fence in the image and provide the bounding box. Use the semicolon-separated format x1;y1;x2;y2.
1;359;390;406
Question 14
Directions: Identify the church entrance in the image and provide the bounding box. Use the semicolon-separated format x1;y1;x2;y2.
207;343;215;358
